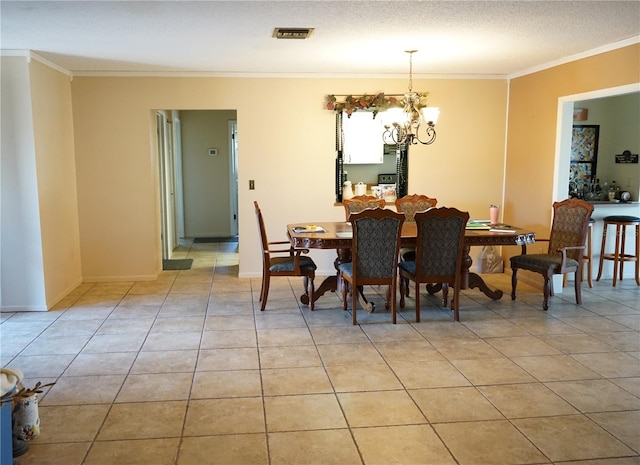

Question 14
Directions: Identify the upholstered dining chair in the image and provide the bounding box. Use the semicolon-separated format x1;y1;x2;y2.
338;208;405;324
398;207;469;322
342;195;386;220
510;198;594;311
395;194;439;296
254;201;317;311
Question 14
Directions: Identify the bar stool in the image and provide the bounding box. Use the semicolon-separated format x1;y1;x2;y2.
563;217;595;288
596;215;640;286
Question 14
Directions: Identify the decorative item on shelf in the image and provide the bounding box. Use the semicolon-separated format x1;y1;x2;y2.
573;108;588;121
342;180;354;200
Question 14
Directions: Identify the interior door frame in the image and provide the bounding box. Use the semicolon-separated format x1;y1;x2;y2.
553;83;639;204
229;120;238;236
172;111;185;240
156;110;178;260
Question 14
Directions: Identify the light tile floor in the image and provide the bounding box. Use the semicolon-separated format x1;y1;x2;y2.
2;240;639;465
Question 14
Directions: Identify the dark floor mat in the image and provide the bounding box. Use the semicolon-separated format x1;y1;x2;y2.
193;237;238;243
162;258;193;270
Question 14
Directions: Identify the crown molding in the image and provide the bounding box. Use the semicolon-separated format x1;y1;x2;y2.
4;36;638;82
508;36;640;80
1;50;73;79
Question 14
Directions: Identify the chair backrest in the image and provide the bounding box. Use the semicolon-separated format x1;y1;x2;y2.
413;207;469;281
343;195;386;219
349;208;405;280
395;194;438;221
548;198;594;260
254;201;270;263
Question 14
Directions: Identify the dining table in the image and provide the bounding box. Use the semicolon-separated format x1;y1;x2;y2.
287;221;536;309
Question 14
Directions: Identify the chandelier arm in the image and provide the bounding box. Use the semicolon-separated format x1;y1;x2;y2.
415;125;437;145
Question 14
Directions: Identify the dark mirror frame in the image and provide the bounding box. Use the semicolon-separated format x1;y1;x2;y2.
335;112;408;202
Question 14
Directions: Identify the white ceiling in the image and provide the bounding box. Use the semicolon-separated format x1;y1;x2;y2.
1;1;639;77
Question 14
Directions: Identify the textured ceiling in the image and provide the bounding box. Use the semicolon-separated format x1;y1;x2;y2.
1;1;639;77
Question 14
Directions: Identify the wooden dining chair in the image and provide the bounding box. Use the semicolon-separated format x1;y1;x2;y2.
338;208;405;324
395;194;438;222
342;195;386;220
510;198;593;310
395;194;439;297
254;201;317;311
398;207;469;322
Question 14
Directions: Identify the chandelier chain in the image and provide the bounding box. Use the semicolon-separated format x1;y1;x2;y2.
406;50;416;93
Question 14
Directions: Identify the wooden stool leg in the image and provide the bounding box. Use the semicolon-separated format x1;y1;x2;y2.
620;224;627;280
597;222;608;281
635;224;640;286
612;224;622;287
586;225;593;288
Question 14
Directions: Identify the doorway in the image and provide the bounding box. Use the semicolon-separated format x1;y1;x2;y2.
157;110;239;261
553;83;639;203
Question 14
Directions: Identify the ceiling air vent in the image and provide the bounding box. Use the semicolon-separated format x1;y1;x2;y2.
272;28;314;39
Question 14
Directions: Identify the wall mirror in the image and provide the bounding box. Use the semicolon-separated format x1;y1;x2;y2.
335;111;408;202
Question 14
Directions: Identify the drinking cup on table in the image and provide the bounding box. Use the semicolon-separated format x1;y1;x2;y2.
490;205;499;225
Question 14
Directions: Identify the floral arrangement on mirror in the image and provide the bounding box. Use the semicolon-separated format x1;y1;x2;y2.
325;92;429;117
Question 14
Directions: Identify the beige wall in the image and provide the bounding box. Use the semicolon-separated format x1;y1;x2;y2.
5;44;637;309
504;44;640;264
0;56;80;311
70;77;508;279
1;57;47;310
180;110;236;238
30;59;83;307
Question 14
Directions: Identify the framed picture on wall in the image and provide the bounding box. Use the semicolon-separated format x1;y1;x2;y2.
570;125;599;191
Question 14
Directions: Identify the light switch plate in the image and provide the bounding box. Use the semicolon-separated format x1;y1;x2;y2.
208;148;218;156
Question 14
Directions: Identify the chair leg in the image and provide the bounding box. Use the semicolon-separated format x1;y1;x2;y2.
574;268;582;305
442;284;449;308
259;270;267;302
511;268;518;301
399;274;406;308
385;286;391;310
391;280;397;324
415;282;421;323
352;282;359;325
260;274;270;311
542;274;551;311
341;278;349;311
452;281;460;321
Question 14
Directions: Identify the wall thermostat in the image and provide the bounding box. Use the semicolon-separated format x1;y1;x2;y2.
208;148;218;157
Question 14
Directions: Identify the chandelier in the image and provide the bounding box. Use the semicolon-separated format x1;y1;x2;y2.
382;50;440;146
